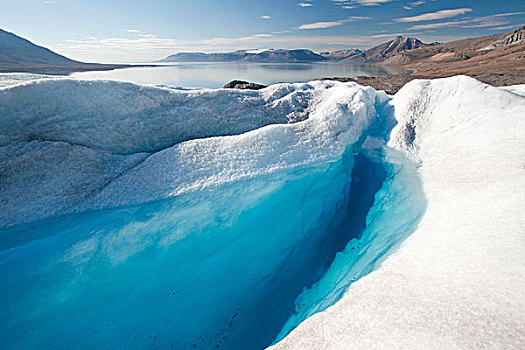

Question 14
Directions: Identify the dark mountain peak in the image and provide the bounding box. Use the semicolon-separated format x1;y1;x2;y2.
389;36;424;48
362;36;432;62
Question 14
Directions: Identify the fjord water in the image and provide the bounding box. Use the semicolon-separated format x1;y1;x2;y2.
0;78;424;349
71;62;405;88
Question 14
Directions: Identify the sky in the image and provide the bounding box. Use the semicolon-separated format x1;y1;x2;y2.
0;0;523;63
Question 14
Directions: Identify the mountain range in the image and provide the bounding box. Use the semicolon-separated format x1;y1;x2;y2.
159;27;524;74
159;36;437;63
380;26;525;70
159;49;327;63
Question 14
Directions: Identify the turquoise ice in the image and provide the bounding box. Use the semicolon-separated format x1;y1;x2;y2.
0;78;425;349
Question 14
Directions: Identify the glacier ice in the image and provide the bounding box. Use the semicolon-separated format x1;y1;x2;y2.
0;76;428;349
272;76;525;350
1;78;329;227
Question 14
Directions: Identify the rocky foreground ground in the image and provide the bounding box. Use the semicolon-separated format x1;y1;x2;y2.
324;70;525;95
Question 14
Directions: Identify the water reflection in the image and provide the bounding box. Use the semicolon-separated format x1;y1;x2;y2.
71;62;405;89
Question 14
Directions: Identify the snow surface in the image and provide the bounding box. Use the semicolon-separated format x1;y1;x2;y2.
1;75;523;349
501;84;525;97
272;76;525;349
0;72;58;88
0;78;337;227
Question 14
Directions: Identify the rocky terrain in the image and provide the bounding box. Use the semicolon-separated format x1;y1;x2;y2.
326;26;525;93
0;28;152;74
223;80;267;90
340;36;437;63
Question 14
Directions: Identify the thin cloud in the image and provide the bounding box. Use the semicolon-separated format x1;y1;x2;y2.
409;12;524;30
494;12;525;17
404;0;425;9
395;8;472;22
333;0;391;8
348;0;393;6
126;29;141;33
409;20;470;30
298;16;369;30
298;21;343;30
492;24;523;30
298;3;314;7
261;15;271;19
459;19;508;28
343;16;371;21
368;32;421;38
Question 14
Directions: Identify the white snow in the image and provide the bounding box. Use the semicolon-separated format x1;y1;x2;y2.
271;76;525;349
244;49;274;54
0;72;60;88
501;84;525;97
0;77;387;227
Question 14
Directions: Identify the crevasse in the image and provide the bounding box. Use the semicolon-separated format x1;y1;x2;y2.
0;78;425;349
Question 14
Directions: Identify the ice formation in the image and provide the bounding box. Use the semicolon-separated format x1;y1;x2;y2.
1;78;320;227
0;75;523;349
272;77;525;349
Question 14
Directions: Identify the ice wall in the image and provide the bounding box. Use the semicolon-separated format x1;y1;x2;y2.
0;78;426;349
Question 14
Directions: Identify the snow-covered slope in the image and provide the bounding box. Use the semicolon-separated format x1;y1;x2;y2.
272;76;525;349
501;84;525;97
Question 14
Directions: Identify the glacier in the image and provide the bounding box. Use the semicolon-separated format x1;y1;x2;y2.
0;74;523;349
273;77;525;349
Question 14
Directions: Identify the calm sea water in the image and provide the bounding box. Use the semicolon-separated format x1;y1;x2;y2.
71;62;404;88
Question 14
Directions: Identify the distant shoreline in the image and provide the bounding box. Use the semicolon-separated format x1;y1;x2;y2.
0;63;157;76
2;61;522;96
